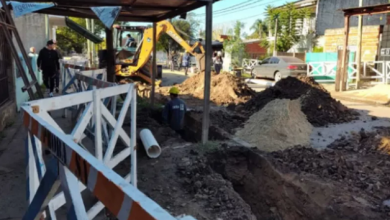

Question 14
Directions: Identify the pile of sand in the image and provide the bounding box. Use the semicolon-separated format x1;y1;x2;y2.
236;99;313;152
178;72;256;105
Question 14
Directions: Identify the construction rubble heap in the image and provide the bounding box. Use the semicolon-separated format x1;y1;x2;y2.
239;76;359;127
127;72;390;219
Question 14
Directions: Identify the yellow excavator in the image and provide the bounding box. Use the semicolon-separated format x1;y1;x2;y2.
114;20;206;85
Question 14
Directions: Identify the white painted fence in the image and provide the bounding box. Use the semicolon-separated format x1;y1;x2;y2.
22;84;195;219
242;59;260;73
307;61;389;85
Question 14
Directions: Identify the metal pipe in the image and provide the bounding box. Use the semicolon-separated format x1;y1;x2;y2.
202;1;213;144
93;86;103;161
139;129;161;158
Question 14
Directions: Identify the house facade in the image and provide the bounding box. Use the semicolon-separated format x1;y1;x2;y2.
270;0;388;55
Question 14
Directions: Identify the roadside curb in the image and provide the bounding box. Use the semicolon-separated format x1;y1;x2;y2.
331;93;390;107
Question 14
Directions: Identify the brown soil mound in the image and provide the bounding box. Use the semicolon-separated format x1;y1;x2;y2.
241;76;358;127
236;99;313;151
179;72;256;105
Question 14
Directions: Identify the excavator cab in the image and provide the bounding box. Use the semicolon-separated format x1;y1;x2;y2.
113;21;206;85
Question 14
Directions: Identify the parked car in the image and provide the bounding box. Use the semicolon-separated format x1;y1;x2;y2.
251;56;308;81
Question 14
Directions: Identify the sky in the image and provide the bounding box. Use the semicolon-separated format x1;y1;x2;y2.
132;0;289;38
189;0;287;36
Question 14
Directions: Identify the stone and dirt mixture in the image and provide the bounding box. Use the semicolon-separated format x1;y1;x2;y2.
239;76;358;127
157;72;256;106
127;132;390;220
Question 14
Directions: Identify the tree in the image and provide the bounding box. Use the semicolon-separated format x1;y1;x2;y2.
155;19;195;54
223;21;247;67
56;17;109;54
263;3;311;52
246;19;268;40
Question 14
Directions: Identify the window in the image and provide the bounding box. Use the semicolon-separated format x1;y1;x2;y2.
269;57;280;64
262;58;270;64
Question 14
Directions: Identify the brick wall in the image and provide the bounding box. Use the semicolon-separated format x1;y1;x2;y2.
244;42;267;59
324;25;380;62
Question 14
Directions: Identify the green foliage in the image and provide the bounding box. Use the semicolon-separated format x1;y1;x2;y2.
196;141;220;153
223;21;247;67
264;3;311;52
156;14;200;53
247;19;268;40
56;18;110;54
313;46;324;53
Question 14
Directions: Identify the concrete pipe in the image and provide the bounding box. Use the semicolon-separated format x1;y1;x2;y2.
140;129;161;158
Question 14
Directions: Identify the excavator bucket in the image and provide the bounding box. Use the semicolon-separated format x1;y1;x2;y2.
195;53;206;72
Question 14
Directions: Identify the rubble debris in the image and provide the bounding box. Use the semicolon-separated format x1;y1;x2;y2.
236;99;313;151
178;72;256;105
240;76;358;126
268;127;390;213
209;145;389;220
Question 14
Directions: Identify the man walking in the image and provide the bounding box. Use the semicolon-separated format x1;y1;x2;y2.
37;40;60;97
162;87;187;137
181;51;191;76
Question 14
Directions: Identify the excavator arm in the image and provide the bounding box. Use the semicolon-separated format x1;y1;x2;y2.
125;20;205;75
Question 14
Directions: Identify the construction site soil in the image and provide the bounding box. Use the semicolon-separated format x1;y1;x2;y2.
118;107;390;220
157;72;256;106
124;134;390;220
239;76;359;127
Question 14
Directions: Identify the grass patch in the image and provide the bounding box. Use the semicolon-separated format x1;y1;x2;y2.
241;73;252;79
196;141;220;154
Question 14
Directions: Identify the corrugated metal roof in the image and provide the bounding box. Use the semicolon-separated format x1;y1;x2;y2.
15;0;218;22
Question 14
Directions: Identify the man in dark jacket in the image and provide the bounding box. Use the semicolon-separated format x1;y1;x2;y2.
162;87;187;137
37;40;60;97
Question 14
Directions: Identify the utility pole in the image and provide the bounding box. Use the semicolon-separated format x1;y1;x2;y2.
356;0;363;89
273;18;278;56
259;22;262;40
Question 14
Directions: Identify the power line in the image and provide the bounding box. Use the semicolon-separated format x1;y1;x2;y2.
193;0;257;16
212;0;284;18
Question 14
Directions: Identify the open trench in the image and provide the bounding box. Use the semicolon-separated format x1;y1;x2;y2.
143;108;384;220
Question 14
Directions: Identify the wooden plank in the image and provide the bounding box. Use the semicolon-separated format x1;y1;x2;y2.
336;49;342;92
341;15;350;91
58;165;89;219
22;108;177;220
27;84;133;111
23;159;61;220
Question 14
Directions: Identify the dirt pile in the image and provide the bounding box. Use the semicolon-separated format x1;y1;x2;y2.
176;149;255;220
179;72;256;105
209;145;388;220
269;127;390;200
236;99;313;151
240;76;358;126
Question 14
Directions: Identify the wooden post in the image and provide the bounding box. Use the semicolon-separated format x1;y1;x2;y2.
336;50;343;92
356;0;363;89
341;15;350;91
105;28;115;83
202;1;213;144
151;22;157;107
